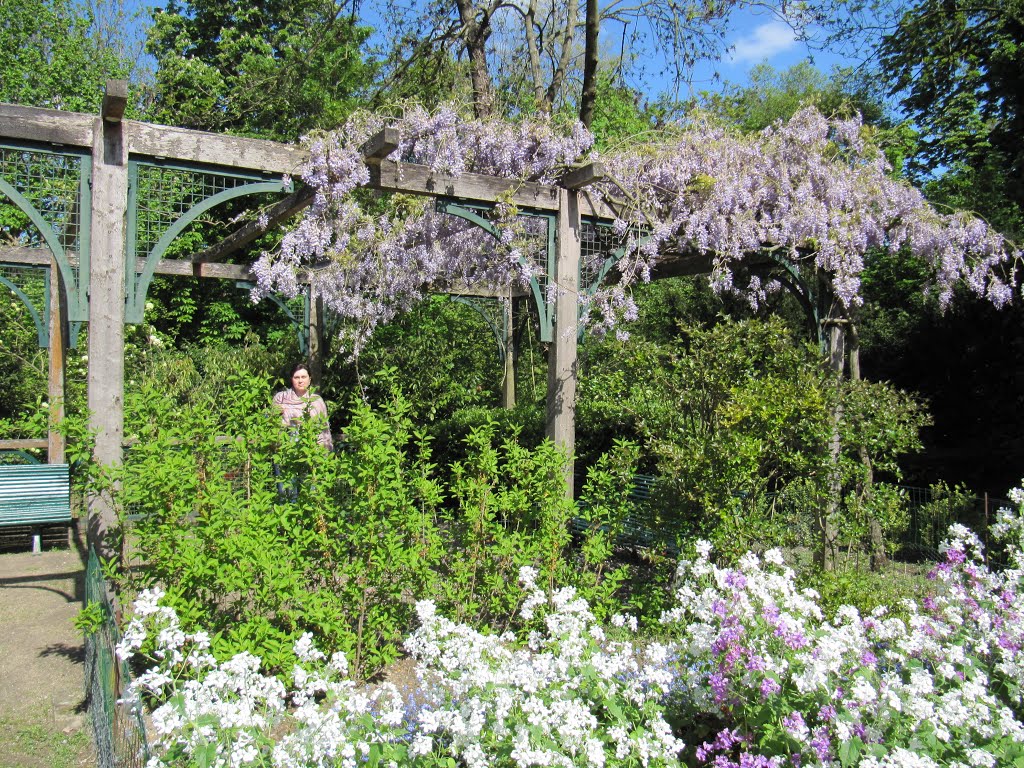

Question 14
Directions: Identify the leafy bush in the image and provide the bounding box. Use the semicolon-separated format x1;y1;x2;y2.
113;373;636;678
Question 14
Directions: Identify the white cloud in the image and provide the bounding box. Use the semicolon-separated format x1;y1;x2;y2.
728;22;798;64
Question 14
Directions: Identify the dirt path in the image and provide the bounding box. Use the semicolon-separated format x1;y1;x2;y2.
0;529;94;768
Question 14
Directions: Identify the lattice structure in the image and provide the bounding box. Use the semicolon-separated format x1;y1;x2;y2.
125;160;290;323
0;143;86;250
0;142;90;321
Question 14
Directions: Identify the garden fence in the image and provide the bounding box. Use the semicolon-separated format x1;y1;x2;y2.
85;545;149;768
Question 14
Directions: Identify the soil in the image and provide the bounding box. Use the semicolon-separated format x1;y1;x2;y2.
0;525;94;768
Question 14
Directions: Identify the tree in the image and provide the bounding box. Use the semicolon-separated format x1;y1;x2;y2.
879;0;1024;210
369;0;821;125
0;0;136;111
146;0;375;140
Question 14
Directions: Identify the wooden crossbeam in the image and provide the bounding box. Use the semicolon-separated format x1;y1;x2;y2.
561;161;606;190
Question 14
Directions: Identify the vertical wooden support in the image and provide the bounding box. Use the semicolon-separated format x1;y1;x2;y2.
87;81;129;555
818;317;846;572
502;295;516;409
546;188;580;496
308;289;324;387
47;257;66;464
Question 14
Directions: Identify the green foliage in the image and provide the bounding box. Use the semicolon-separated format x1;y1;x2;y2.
114;372;637;679
73;601;105;637
146;0;375;139
880;0;1024;209
579;316;929;564
0;0;137;112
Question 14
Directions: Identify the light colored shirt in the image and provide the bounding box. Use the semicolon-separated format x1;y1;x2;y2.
273;388;333;449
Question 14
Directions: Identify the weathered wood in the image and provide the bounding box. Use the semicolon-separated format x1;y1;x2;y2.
359;128;400;163
0;439;48;450
0;103;95;147
0;247;257;280
546;188;580;495
502;296;515;409
48;255;66;464
192;186;315;263
308;290;323;386
561;161;606;190
101;80;128;123
368;160;562;211
87;113;128;555
124;120;308;175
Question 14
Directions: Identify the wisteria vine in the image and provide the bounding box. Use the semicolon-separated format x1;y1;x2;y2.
251;105;1021;354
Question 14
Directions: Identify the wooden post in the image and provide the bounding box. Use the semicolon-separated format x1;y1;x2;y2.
87;81;129;555
47;257;67;464
308;289;324;387
502;295;515;409
546;188;580;496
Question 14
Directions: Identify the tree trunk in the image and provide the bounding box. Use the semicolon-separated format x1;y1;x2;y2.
849;322;887;570
816;319;845;572
579;0;599;128
455;0;494;118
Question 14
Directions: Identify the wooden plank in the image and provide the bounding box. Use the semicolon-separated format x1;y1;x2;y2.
125;120;308;175
546;188;580;495
0;103;95;148
561;161;606;190
359;128;400;163
48;255;66;464
0;439;48;450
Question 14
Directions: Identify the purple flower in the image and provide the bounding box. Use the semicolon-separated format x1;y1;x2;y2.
760;677;782;699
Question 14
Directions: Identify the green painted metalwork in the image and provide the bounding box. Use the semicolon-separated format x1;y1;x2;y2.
435;198;557;342
0;141;92;322
450;295;509;361
0;449;41;465
0;270;47;347
125;159;292;323
235;281;310;354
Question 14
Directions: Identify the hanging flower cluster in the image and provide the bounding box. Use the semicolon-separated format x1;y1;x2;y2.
251;105;1020;353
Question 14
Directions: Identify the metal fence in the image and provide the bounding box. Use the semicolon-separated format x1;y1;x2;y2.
897;486;1011;564
84;545;149;768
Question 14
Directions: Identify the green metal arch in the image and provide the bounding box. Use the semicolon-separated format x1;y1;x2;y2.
436;199;556;342
234;281;310;354
126;179;290;323
450;295;507;362
0;273;47;347
0;178;78;313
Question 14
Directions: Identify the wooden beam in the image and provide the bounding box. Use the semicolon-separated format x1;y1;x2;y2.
368;160;562;211
359;127;400;164
124;120;308;175
192;186;314;263
0;247;257;280
87;112;128;555
561;161;606;190
546;188;581;495
101;80;128;123
0;103;95;148
0;439;48;450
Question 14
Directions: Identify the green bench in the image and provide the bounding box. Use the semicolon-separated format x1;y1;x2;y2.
0;463;72;553
573;473;678;554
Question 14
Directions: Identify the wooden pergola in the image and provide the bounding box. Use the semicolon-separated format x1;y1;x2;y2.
0;82;721;549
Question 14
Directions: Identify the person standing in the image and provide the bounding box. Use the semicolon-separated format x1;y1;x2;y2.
273;363;333;450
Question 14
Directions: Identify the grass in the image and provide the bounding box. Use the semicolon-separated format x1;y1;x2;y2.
0;715;93;768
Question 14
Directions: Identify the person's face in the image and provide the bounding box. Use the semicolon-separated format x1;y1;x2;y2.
291;369;311;395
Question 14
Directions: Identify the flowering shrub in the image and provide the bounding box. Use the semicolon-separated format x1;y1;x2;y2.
119;568;684;768
118;482;1024;768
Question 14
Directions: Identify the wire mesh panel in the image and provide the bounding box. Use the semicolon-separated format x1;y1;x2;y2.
85;546;149;768
0;143;86;251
